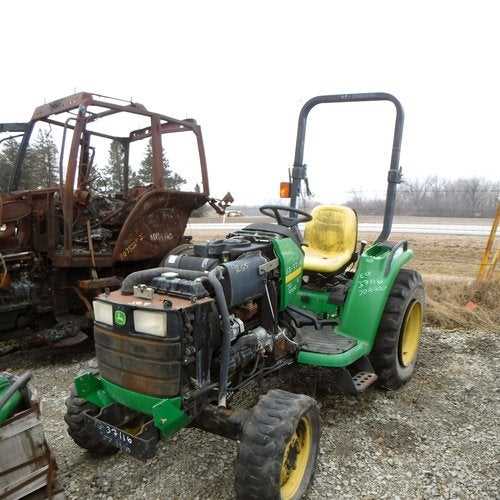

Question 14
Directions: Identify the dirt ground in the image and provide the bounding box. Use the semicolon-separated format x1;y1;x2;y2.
361;233;488;279
1;328;498;499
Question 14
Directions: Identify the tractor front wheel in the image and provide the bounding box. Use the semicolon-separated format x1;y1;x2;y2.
64;385;118;456
370;269;425;389
235;389;320;500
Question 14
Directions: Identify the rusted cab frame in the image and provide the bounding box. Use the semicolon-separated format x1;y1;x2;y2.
5;92;210;265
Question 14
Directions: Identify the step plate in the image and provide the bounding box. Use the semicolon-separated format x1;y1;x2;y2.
295;326;357;355
352;371;378;392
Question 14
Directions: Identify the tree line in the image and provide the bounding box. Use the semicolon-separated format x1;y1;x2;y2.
0;130;59;191
346;176;500;218
0;130;185;193
97;139;185;193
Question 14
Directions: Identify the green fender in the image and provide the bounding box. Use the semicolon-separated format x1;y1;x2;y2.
337;242;414;349
296;242;414;367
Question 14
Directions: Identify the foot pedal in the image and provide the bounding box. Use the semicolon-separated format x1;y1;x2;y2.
335;368;378;395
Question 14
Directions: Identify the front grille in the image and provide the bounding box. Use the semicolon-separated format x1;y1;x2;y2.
94;325;182;397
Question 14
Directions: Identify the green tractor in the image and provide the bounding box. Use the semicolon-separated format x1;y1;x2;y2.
65;93;424;499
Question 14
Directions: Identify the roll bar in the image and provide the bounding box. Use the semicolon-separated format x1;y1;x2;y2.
290;92;404;242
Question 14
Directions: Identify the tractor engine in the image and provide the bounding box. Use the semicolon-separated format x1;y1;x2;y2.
92;236;281;402
0;253;51;332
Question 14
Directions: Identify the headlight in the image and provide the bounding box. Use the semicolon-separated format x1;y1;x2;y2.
93;300;113;326
133;310;167;337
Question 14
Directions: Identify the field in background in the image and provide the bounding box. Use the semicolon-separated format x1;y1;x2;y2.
187;229;488;279
190;215;494;226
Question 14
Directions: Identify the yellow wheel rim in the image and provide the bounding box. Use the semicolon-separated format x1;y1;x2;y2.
280;416;312;500
399;300;423;367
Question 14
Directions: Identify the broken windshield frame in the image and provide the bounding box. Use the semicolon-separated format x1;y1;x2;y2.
6;92;209;197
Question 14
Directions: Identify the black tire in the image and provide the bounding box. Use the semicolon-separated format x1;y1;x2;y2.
235;389;321;500
370;269;425;389
64;385;118;456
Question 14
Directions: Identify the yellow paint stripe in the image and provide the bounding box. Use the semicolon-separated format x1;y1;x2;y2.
285;267;302;284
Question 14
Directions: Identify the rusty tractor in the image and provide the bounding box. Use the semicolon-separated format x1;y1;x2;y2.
0;92;229;345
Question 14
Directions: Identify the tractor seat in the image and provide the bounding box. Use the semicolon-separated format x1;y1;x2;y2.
302;205;358;273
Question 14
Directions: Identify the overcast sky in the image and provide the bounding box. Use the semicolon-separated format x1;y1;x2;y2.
1;1;498;204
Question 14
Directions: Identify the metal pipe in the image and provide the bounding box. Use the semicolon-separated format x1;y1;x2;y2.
9;122;34;191
59;118;76;188
206;268;232;408
191;404;249;441
0;123;29;134
63;108;86;255
44;118;124;142
150;116;164;188
122;140;130;195
0;134;24;147
291;93;404;242
0;371;32;411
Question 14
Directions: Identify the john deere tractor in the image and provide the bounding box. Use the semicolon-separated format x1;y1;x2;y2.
65;93;424;499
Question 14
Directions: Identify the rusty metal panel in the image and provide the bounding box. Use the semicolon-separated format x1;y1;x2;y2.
94;325;182;397
31;92;93;120
113;190;204;262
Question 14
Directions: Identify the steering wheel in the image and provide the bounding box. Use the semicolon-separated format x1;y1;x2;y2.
259;205;313;227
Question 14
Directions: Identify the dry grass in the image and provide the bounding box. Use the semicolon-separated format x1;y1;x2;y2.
425;276;500;332
359;232;489;279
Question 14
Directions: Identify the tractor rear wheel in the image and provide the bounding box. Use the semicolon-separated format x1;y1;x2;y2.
370;269;425;389
64;385;118;456
235;389;320;500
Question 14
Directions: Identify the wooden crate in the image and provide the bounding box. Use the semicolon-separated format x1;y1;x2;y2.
0;395;63;500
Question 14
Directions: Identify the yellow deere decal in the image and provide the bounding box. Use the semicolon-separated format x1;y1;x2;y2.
285;267;302;284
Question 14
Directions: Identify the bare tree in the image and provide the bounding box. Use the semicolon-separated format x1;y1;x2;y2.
346;176;500;217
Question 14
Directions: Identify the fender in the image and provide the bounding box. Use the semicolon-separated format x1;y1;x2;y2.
337;241;414;349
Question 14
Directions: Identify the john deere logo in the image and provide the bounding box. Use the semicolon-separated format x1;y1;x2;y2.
114;310;127;327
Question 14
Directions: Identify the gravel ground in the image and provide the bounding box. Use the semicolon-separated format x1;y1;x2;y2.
1;328;499;499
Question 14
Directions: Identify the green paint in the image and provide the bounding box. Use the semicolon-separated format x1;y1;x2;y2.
272;238;304;310
337;242;413;348
0;375;23;424
114;310;127;327
290;287;339;317
295;241;413;368
298;340;369;367
74;372;114;407
74;372;189;438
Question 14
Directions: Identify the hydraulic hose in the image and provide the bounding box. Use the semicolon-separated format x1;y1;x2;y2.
206;267;233;408
0;371;32;411
121;267;206;294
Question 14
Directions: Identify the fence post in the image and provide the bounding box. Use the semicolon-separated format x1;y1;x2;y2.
477;200;500;282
